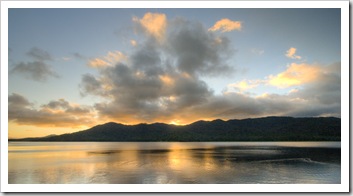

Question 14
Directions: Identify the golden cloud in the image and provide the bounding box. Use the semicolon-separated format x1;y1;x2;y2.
87;58;109;68
208;18;242;32
159;75;174;86
226;79;263;92
87;51;126;68
133;12;167;41
285;47;301;59
268;63;320;88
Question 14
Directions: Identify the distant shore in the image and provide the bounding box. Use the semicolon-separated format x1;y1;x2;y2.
8;116;341;142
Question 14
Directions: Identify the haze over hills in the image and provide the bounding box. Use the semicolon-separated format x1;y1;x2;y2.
9;117;341;142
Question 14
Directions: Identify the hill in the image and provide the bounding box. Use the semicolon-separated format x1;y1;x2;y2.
9;116;341;141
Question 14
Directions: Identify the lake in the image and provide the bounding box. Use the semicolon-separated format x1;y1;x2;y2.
8;142;341;184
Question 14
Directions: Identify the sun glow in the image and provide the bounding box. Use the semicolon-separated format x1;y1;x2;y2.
169;120;182;125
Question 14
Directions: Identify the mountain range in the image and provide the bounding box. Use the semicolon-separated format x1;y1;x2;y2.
9;116;341;141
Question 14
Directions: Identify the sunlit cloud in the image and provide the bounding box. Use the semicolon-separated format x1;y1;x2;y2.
87;58;109;67
87;51;126;68
159;75;174;86
226;79;264;92
209;18;242;32
133;12;167;42
106;51;126;63
285;47;301;59
268;63;320;88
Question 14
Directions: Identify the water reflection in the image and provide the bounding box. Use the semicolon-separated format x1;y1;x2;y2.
8;142;341;184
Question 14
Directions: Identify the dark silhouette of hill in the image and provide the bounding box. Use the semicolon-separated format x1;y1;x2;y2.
9;116;341;141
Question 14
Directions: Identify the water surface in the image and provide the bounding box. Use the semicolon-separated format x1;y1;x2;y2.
8;142;341;184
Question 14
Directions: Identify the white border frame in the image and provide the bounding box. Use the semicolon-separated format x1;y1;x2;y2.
1;0;349;193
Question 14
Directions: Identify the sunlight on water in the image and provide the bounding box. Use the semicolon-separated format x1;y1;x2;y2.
8;142;340;184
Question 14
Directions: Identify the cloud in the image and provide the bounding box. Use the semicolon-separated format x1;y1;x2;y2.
288;62;341;105
132;14;234;77
26;47;52;61
218;62;341;119
87;58;110;68
81;61;212;124
133;12;167;42
130;40;137;46
210;78;340;120
10;61;60;82
79;15;237;124
80;73;110;97
87;51;126;68
209;18;242;32
10;48;59;82
226;79;264;92
15;62;339;128
43;99;92;115
167;19;234;76
45;99;70;109
268;63;321;88
8;93;31;107
285;47;301;59
9;93;96;127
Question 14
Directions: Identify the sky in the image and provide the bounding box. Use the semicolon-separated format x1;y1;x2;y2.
8;8;341;138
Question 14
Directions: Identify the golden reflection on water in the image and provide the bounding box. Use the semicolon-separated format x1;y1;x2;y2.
168;149;186;171
8;142;341;184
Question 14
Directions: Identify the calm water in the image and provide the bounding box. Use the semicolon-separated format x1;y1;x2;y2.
8;142;341;184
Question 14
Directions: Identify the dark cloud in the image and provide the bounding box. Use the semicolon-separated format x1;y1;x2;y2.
9;93;95;127
80;74;104;97
176;92;291;121
10;61;60;82
131;42;163;76
26;47;52;61
167;19;234;76
42;99;92;115
45;99;70;109
9;93;31;107
81;62;213;123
